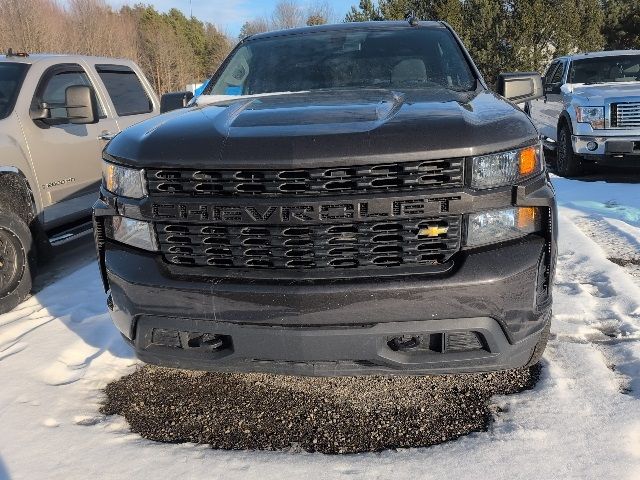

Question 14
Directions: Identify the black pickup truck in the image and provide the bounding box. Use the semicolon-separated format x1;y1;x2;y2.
93;20;557;375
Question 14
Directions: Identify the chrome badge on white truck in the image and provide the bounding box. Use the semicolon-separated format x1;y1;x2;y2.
531;50;640;176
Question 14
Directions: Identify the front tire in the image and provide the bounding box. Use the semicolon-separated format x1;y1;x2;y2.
556;124;583;176
0;212;35;314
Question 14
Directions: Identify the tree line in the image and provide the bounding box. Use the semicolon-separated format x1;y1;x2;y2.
239;1;335;37
0;0;232;94
345;0;640;83
1;0;638;95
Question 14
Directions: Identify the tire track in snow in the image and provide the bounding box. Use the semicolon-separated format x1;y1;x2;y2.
572;216;640;283
554;208;640;397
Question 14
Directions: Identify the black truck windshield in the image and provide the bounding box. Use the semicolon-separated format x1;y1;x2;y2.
209;27;476;95
0;63;28;119
570;55;640;84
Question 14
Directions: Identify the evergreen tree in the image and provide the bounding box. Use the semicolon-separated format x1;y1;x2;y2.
505;0;603;73
345;0;384;22
461;0;509;83
379;0;464;32
603;0;640;49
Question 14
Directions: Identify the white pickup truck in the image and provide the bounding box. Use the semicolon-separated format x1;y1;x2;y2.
0;51;159;313
531;50;640;176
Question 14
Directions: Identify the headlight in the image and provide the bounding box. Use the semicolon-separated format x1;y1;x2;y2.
470;145;541;189
465;207;542;247
102;161;146;198
109;216;158;251
575;106;604;129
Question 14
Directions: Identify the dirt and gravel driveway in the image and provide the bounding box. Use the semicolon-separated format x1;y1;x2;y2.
102;365;540;453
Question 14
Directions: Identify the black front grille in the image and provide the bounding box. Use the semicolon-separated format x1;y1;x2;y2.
146;158;463;197
156;216;461;270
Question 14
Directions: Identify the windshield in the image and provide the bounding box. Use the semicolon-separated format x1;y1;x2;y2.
0;63;28;120
569;55;640;84
208;27;477;96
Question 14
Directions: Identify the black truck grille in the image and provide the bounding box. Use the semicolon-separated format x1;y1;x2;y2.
156;216;461;270
145;158;463;197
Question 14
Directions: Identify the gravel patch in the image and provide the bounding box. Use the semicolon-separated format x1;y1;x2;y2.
101;365;540;454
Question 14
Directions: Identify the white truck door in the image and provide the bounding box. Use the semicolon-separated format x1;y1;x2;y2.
23;63;113;227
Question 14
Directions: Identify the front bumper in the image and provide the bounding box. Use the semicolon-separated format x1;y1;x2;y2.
573;134;640;163
101;235;552;375
94;173;557;376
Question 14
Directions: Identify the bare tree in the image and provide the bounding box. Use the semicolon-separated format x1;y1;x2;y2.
306;0;334;26
0;0;65;53
0;0;231;95
271;0;305;29
239;17;270;38
65;0;138;59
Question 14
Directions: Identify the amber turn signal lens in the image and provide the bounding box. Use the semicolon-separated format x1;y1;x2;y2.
517;207;538;230
519;146;538;176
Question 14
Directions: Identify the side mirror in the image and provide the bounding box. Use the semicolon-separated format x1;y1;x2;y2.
160;91;194;113
496;72;543;103
544;83;561;95
30;85;98;126
65;85;99;124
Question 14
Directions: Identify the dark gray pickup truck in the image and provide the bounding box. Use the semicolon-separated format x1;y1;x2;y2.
93;20;557;375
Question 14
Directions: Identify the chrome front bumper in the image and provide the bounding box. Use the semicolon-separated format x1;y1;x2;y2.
572;134;640;157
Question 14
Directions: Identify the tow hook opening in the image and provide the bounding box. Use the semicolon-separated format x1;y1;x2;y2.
387;332;487;354
150;328;232;353
388;335;423;351
186;332;227;351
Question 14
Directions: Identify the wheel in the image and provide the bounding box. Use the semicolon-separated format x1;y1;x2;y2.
525;315;551;367
556;124;583;176
0;212;35;314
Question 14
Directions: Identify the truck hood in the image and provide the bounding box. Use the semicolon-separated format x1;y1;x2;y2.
106;89;538;169
571;82;640;104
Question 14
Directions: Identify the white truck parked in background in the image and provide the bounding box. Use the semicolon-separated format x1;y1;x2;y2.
532;50;640;176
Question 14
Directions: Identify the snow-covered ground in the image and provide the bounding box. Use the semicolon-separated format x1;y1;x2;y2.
1;174;640;480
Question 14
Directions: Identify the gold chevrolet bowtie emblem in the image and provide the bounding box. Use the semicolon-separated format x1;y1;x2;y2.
419;225;449;237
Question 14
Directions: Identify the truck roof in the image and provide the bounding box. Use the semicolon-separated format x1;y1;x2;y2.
247;20;446;41
0;53;135;65
556;50;640;62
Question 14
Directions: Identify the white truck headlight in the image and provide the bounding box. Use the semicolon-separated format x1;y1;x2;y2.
110;216;158;251
575;106;604;129
470;145;541;189
102;161;146;198
465;207;542;247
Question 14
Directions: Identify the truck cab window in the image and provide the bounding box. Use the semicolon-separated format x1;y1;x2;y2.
543;62;559;86
96;65;152;116
0;63;29;120
550;61;565;84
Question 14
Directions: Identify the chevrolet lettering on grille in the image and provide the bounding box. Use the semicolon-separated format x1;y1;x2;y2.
151;196;464;224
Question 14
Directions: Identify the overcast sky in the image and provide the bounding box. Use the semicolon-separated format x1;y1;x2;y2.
104;0;352;37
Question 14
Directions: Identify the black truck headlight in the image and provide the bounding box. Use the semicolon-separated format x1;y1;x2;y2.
470;145;541;189
465;207;542;247
102;161;146;198
109;216;158;251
